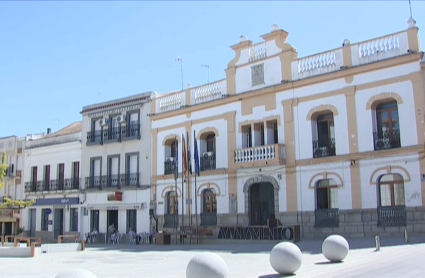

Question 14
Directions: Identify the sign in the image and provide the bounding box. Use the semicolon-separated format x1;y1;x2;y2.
48;220;53;225
32;197;80;206
0;209;12;216
45;208;52;214
229;196;237;213
107;191;123;201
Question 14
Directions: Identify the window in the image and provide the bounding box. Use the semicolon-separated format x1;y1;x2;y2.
43;165;50;191
126;209;137;233
125;111;140;138
251;63;264;86
206;134;215;153
72;161;79;189
242;125;252;148
88;117;102;144
70;208;78;231
89;157;102;188
164;139;178;175
202;189;217;213
107;155;120;187
166;191;177;214
200;133;216;171
313;113;336;158
374;101;400;150
41;209;49;231
90;210;99;232
316;179;338;209
31;166;37;191
57;163;64;190
125;153;139;186
378;174;404;207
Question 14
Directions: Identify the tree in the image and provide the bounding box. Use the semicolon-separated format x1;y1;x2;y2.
0;151;34;209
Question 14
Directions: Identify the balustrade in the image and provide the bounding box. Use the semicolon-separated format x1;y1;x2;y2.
373;129;400;150
312;139;336;158
234;144;285;164
378;205;406;227
200;212;217;226
314;208;339;228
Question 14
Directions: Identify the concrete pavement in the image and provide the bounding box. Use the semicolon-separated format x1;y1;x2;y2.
0;235;424;278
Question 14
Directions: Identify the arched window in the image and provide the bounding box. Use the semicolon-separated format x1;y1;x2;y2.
374;101;400;150
202;189;217;213
312;112;336;158
377;173;406;226
200;133;216;171
164;139;178;175
314;179;339;227
166;191;178;214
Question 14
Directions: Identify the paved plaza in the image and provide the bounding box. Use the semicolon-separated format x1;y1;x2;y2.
0;235;424;278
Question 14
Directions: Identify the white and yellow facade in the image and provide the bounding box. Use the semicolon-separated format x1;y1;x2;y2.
151;19;425;238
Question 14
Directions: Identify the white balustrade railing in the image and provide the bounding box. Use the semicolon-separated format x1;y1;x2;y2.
234;144;284;163
249;42;267;62
291;49;342;80
191;80;227;105
157;91;185;113
358;34;400;58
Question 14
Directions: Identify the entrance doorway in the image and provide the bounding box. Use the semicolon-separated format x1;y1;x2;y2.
249;182;275;225
29;209;36;237
54;208;64;239
107;210;118;231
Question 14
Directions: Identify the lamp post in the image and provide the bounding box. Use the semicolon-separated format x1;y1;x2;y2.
201;64;209;83
176;56;183;91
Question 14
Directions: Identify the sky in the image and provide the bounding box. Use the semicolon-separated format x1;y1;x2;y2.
1;1;424;138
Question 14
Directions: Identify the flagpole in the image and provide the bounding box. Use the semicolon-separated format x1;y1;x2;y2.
181;134;184;232
174;138;178;238
194;130;199;244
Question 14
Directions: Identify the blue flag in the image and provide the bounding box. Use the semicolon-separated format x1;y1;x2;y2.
194;130;200;176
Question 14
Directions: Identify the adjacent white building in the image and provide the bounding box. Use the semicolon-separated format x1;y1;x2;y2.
150;19;425;238
21;123;82;242
80;92;154;238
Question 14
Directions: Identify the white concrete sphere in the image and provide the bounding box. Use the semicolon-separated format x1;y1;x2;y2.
56;269;97;278
322;235;349;262
239;35;248;43
186;252;228;278
269;242;303;275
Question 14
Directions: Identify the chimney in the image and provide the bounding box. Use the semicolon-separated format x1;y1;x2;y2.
47;128;51;134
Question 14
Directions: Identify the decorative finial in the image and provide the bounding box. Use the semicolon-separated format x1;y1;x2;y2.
342;39;351;47
187;83;192;88
407;17;416;28
239;35;248;43
271;24;280;32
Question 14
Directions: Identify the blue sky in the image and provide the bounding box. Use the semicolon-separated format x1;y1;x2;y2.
1;1;424;137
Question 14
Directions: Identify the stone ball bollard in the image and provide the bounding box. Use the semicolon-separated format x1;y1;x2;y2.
186;252;228;278
56;269;97;278
322;235;350;262
269;242;303;275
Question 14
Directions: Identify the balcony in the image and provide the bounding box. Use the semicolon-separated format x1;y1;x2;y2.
200;212;217;226
163;213;178;228
85;173;141;189
24;178;80;193
86;130;102;145
200;153;216;171
234;144;285;167
373;129;400;151
378;205;406;227
104;127;120;142
314;208;339;228
164;159;176;175
312;139;336;158
121;123;141;140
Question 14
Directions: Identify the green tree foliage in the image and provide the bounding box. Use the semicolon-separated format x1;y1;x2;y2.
0;151;35;209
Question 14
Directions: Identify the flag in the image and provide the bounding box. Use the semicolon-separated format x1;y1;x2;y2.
187;131;192;175
174;138;178;180
182;134;187;175
194;130;200;176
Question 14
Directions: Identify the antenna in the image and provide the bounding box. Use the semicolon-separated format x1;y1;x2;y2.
175;56;183;91
408;0;413;18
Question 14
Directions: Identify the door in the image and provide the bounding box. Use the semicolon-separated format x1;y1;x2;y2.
72;161;79;189
250;182;275;226
29;209;36;237
58;163;64;190
107;210;118;231
54;208;64;239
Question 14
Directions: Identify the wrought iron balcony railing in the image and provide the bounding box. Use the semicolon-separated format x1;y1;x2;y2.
85;173;141;189
163;213;178;228
86;130;102;145
121;123;141;139
200;212;217;226
200;153;216;171
377;205;406;227
164;159;177;175
314;208;339;227
25;178;80;192
373;129;400;151
312;138;336;158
